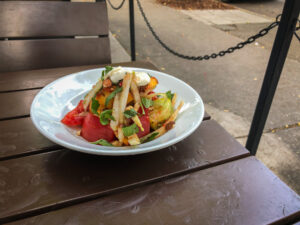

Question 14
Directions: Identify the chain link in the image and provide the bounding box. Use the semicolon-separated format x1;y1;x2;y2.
136;0;299;61
106;0;125;10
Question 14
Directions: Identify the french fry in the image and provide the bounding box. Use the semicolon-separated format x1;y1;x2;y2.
130;78;141;104
166;100;184;123
172;93;177;107
117;127;124;144
119;73;133;124
110;93;121;131
83;79;103;111
128;133;141;146
132;116;144;132
134;102;140;112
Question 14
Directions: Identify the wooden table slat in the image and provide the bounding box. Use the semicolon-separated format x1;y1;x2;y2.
6;157;300;225
0;89;39;121
0;61;158;92
0;120;249;223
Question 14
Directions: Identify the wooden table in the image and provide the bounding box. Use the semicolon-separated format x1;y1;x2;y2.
0;61;299;225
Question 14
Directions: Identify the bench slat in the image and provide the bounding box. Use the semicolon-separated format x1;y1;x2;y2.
0;38;111;72
0;61;158;92
0;1;108;38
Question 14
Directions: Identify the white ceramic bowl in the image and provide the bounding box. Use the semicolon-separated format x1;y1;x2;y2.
30;67;204;156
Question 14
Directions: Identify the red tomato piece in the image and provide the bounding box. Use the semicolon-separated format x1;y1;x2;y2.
81;112;115;142
61;100;85;126
148;91;157;100
137;114;150;138
138;107;149;116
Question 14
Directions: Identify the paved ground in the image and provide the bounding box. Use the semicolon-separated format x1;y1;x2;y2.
231;0;284;18
107;0;300;194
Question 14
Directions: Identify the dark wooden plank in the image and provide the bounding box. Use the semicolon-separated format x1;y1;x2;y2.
0;61;159;92
6;157;300;225
0;89;39;120
0;120;249;222
0;117;57;160
0;1;108;38
0;38;111;72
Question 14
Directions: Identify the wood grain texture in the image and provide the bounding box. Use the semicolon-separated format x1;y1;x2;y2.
0;61;159;92
0;89;39;120
0;38;111;72
0;1;108;38
0;120;249;223
0;117;57;160
6;157;299;225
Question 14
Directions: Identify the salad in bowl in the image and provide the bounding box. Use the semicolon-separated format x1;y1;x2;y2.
61;66;184;147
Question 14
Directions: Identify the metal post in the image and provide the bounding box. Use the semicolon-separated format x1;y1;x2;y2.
246;0;300;155
129;0;136;61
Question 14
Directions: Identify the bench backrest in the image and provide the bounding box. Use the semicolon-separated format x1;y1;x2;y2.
0;0;111;72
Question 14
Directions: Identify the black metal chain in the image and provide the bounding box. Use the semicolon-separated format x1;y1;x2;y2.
106;0;125;10
136;0;299;60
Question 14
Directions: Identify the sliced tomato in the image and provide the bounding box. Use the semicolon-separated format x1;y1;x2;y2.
81;112;115;142
148;91;158;100
137;108;150;138
61;100;85;126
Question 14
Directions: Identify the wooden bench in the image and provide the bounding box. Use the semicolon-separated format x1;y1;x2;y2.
0;0;111;72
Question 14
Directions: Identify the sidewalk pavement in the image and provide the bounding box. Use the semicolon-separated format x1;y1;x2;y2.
107;0;300;194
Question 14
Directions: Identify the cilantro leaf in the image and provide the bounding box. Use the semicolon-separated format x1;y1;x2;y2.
91;97;100;115
140;132;159;143
166;91;174;100
124;109;137;118
90;139;113;146
101;66;114;81
105;66;113;73
100;109;115;125
141;97;153;108
105;86;123;107
101;71;105;81
122;123;139;137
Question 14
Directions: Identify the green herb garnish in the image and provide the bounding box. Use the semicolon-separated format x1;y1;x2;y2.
100;109;115;125
124;109;137;118
140;102;145;115
91;97;100;115
91;139;113;146
105;86;123;107
141;97;153;108
166;91;174;100
140;132;159;143
101;66;114;81
122;123;139;137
